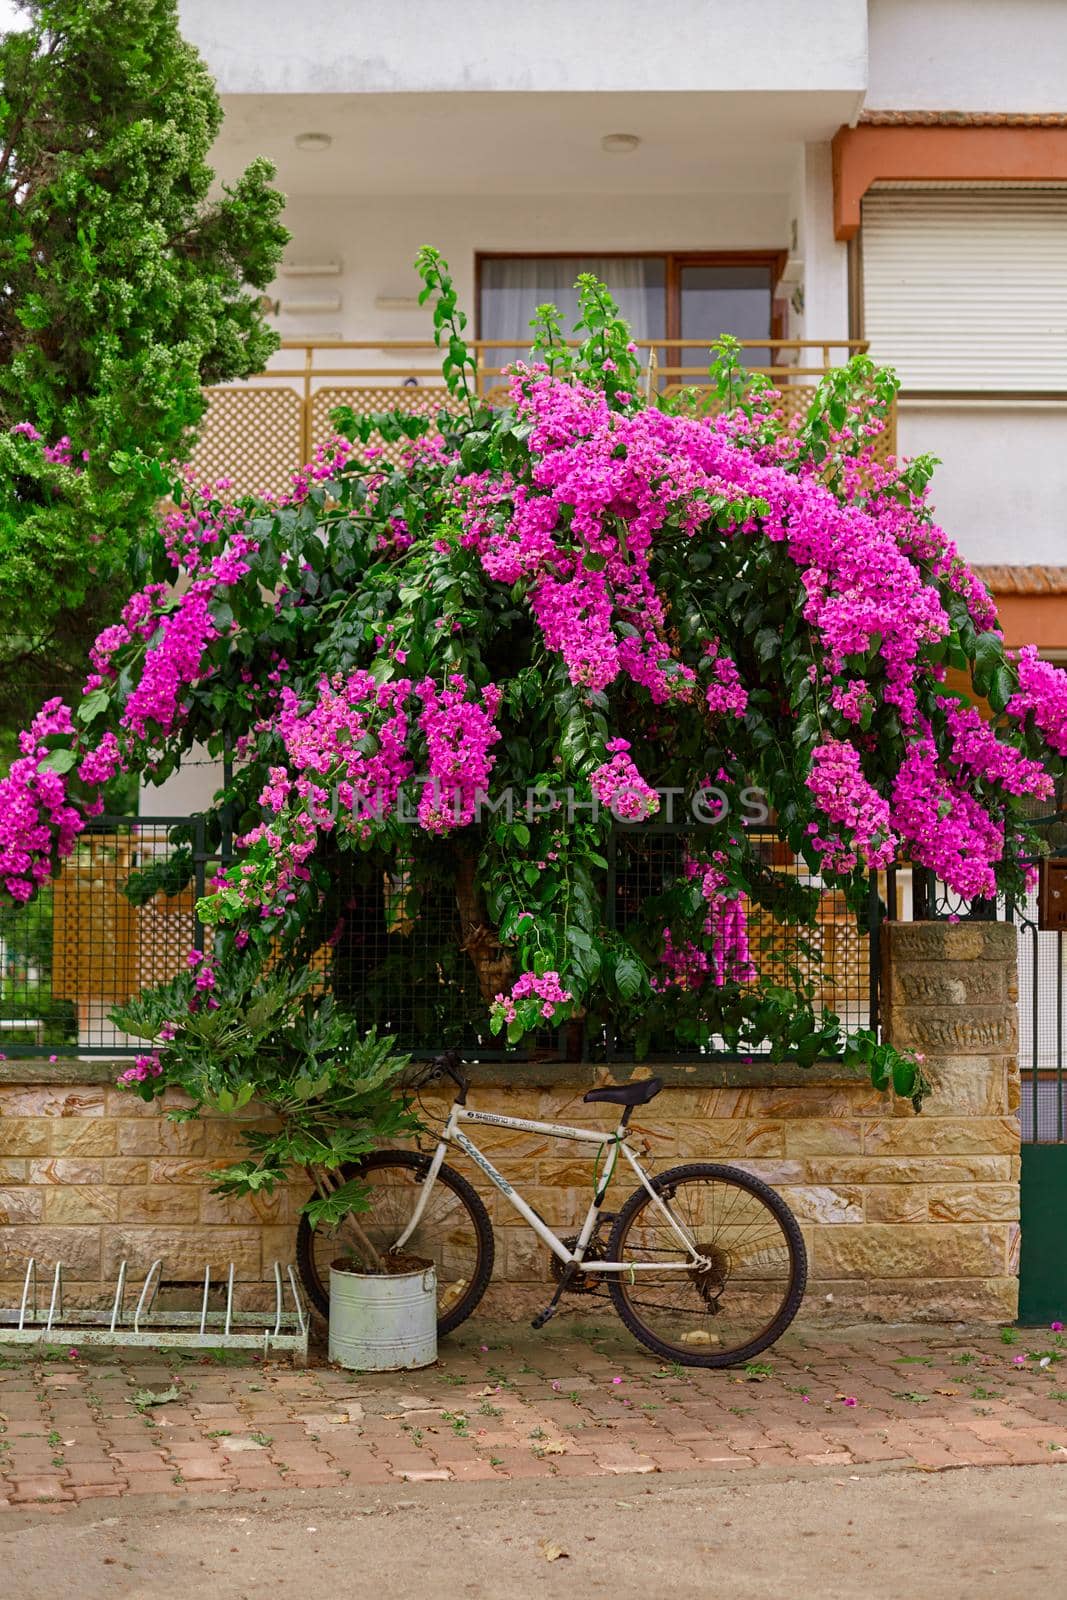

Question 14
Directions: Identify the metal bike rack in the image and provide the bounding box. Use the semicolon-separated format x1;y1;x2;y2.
0;1258;308;1360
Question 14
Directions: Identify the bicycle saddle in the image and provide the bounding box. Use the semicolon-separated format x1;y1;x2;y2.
583;1076;663;1107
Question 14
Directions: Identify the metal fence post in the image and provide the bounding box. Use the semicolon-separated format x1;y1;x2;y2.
868;872;883;1037
192;814;207;956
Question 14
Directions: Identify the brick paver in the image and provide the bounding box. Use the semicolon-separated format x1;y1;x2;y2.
2;1319;1067;1506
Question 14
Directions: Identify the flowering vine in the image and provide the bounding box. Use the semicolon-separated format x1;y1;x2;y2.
4;251;1067;1106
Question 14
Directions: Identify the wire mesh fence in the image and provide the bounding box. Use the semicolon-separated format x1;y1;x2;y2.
0;817;881;1060
604;828;877;1060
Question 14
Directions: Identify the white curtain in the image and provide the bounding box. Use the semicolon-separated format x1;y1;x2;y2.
480;257;664;359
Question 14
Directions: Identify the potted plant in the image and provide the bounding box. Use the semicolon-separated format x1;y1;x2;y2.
112;948;439;1370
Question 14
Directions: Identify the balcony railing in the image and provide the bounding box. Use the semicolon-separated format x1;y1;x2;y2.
188;338;891;498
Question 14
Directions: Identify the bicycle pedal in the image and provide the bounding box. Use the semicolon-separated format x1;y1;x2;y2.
531;1305;558;1330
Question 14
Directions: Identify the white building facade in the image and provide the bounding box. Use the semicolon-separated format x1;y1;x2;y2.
173;0;1067;674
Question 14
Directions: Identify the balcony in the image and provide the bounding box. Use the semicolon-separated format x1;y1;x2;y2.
188;337;889;497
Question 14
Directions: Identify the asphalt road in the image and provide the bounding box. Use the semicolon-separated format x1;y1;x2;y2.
3;1463;1064;1600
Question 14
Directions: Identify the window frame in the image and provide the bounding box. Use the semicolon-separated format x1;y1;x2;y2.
474;250;787;345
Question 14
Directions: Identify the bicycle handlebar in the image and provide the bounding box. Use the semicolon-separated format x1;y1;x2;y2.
419;1050;469;1099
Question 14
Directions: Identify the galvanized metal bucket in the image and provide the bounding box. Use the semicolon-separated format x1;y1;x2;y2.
328;1260;437;1371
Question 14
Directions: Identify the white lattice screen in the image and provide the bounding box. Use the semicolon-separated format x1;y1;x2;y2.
187;386;304;498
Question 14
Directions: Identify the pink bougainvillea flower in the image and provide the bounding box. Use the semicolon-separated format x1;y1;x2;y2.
1051;1321;1064;1333
841;1396;858;1407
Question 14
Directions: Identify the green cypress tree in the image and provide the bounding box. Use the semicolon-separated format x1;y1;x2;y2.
0;0;287;733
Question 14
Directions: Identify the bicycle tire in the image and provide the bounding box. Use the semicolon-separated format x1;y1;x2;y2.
607;1161;807;1368
295;1149;495;1336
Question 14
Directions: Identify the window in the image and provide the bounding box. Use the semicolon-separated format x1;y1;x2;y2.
477;253;783;375
861;189;1067;392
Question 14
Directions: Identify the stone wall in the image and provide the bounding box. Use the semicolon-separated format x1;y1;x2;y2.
0;920;1020;1325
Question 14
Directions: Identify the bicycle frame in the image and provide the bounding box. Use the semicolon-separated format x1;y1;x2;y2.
392;1097;708;1273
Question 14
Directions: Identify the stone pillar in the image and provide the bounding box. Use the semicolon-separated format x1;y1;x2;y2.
874;919;1020;1322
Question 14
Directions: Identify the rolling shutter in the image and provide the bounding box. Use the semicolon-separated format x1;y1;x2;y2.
861;189;1067;392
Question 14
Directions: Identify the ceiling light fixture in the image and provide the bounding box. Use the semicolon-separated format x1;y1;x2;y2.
295;131;332;152
601;132;640;154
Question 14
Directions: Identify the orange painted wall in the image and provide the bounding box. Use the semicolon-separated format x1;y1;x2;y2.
993;593;1067;654
832;125;1067;240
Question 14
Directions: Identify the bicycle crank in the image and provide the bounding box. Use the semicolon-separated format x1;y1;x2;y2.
550;1235;609;1295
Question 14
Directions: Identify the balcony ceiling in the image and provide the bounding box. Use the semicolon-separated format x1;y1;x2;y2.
215;90;859;198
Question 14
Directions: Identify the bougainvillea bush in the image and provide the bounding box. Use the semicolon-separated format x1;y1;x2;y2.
3;249;1066;1113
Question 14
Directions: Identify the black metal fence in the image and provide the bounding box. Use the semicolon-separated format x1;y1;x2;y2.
909;857;1061;1144
0;816;883;1060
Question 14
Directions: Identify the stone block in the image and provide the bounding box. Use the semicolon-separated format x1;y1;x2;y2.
739;1087;883;1119
920;1056;1014;1118
675;1120;785;1158
1007;1221;1021;1276
118;1118;205;1155
44;1186;119;1224
50;1119;118;1156
890;965;1006;1008
0;1086;105;1117
454;1124;551;1160
199;1187;287;1225
663;1087;748;1119
257;1224;299;1267
501;1229;551;1283
0;1226;101;1277
721;1158;808;1185
1007;1062;1021;1113
119;1186;200;1224
864;1185;928;1223
860;1275;1018;1325
928;1184;1020;1223
806;1153;1013;1186
147;1158;219;1184
0;1119;50;1156
889;1008;1017;1056
0;1187;43;1225
863;1116;1019;1158
284;1183;316;1223
813;1222;1009;1280
883;920;1015;965
537;1158;611;1189
101;1227;262;1281
0;1159;27;1181
199;1122;253;1157
783;1120;864;1157
777;1184;863;1224
104;1086;199;1117
29;1157;149;1185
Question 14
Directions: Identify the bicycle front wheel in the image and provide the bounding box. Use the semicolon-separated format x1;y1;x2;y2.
295;1150;495;1335
607;1162;806;1368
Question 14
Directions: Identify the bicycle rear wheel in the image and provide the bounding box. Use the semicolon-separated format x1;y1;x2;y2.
295;1150;495;1335
607;1162;806;1368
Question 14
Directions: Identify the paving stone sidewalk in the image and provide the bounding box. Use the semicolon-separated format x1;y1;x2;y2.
2;1319;1066;1508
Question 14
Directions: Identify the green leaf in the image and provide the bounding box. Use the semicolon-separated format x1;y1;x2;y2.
614;953;643;1001
38;748;76;774
988;664;1016;715
76;689;110;726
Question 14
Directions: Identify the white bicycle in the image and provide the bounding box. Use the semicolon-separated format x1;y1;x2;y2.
297;1053;807;1367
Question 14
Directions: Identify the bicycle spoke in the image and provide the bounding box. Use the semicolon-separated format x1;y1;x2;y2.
303;1155;492;1331
609;1169;804;1364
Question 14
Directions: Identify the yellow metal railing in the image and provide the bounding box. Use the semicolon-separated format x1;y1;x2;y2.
188;338;888;499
